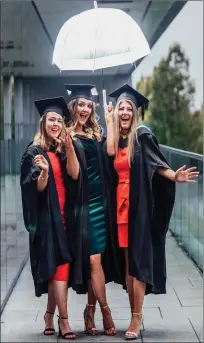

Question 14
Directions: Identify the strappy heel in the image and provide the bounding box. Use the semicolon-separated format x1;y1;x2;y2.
58;315;76;340
101;305;116;336
125;312;143;340
44;311;55;336
84;304;99;336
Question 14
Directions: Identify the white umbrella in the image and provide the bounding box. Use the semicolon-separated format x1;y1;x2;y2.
52;7;150;71
52;4;150;107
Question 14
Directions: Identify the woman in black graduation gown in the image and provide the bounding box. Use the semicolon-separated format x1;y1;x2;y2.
105;84;199;340
64;84;118;336
20;96;80;339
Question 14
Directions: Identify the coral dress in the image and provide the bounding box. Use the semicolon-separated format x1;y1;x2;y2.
114;146;130;248
47;152;70;281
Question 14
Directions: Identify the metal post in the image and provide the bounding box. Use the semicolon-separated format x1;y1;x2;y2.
14;79;23;141
3;77;12;140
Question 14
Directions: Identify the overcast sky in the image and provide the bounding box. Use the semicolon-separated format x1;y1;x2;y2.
131;1;203;110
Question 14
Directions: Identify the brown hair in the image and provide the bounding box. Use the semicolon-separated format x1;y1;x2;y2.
67;98;102;141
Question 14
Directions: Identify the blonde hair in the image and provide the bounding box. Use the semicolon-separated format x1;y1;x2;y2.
67;98;102;141
33;112;66;153
114;100;139;166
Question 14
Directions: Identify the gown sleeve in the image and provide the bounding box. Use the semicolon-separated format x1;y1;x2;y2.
20;146;41;237
140;133;170;179
140;133;176;237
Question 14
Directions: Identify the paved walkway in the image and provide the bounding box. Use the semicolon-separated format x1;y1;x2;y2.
1;232;203;342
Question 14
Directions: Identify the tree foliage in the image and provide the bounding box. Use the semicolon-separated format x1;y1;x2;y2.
136;43;203;154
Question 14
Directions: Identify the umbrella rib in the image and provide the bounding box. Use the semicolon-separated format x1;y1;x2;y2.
61;31;70;70
93;10;99;71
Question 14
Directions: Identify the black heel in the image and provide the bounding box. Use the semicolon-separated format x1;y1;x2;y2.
58;316;76;340
58;319;62;337
44;311;55;335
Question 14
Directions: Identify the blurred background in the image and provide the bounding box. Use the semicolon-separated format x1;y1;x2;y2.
0;0;203;312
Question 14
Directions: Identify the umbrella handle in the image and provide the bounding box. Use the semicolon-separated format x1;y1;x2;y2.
102;89;107;109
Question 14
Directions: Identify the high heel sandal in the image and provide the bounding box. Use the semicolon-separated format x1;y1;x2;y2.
101;305;116;336
58;315;76;340
84;304;98;336
44;311;55;336
125;312;143;341
84;304;99;336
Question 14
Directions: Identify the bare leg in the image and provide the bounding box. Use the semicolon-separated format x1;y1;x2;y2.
90;254;107;307
44;280;57;334
124;251;146;339
124;248;134;313
90;254;116;335
84;281;98;335
88;280;97;305
52;280;76;339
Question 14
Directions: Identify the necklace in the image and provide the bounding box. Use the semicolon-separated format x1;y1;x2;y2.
120;133;128;139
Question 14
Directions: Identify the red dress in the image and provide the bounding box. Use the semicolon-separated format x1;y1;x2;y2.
47;152;70;281
114;146;130;248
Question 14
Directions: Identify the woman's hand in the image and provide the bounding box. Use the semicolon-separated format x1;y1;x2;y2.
57;130;73;149
175;165;199;183
34;155;49;172
105;101;114;125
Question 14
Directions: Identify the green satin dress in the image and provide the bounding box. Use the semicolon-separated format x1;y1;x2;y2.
78;135;106;256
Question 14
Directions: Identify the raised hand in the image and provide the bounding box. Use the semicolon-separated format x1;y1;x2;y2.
57;130;73;149
105;101;114;125
175;165;199;183
34;155;49;172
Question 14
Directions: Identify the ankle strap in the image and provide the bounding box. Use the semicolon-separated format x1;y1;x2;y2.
101;305;111;313
86;304;96;307
132;312;143;317
46;311;54;315
57;315;68;320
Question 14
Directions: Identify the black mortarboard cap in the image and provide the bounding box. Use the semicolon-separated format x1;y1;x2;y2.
34;96;69;118
108;84;149;120
65;84;95;102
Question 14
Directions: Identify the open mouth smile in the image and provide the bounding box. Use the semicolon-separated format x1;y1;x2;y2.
80;113;88;120
121;117;130;123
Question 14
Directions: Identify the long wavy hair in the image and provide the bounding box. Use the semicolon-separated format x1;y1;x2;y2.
33;112;66;153
114;99;140;165
67;98;102;141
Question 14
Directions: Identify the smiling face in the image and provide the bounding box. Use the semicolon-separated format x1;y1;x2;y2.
118;100;133;134
45;112;63;141
75;98;93;126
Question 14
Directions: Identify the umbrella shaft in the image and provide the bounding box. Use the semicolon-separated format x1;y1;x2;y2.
102;89;107;109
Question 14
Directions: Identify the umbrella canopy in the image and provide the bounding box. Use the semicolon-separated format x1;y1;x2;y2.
52;7;150;71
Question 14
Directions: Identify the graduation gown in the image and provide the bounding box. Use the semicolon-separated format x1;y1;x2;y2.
70;135;121;294
104;125;176;294
20;143;80;297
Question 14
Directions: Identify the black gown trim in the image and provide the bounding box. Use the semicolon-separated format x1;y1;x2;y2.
119;136;128;149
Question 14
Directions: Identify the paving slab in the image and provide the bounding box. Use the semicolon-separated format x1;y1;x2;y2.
1;233;203;342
